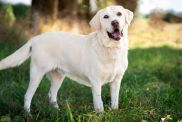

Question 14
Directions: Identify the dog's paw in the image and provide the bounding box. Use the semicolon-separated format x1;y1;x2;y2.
51;101;60;110
24;110;33;121
96;111;105;118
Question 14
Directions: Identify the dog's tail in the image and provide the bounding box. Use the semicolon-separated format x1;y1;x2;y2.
0;41;32;70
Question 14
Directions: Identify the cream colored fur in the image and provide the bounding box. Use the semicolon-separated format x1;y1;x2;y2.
0;5;133;113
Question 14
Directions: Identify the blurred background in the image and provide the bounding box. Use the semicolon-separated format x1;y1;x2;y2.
0;0;182;121
0;0;181;48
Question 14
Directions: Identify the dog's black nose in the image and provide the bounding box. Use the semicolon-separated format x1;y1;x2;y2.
111;20;119;28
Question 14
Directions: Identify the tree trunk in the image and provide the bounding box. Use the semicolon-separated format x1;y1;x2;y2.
31;0;59;33
58;0;78;17
115;0;138;12
89;0;97;13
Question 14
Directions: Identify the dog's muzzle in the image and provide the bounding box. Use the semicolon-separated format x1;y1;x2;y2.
107;20;123;41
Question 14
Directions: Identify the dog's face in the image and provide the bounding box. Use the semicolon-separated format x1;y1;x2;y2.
90;5;133;41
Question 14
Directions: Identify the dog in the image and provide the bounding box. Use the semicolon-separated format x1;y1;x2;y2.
0;5;133;113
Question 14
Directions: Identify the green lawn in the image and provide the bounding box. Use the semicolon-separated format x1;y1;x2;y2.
0;41;182;122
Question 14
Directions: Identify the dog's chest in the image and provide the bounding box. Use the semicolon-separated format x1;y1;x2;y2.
97;58;122;84
91;46;128;84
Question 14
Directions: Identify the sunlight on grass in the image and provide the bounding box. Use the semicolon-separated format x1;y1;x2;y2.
37;17;182;49
129;18;182;49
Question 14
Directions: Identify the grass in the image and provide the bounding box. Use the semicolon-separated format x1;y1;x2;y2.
0;41;181;122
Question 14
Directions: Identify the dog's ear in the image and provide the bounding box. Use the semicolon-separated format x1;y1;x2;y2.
124;9;134;25
89;10;101;30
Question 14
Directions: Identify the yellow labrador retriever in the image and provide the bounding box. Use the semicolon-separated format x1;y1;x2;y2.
0;5;133;113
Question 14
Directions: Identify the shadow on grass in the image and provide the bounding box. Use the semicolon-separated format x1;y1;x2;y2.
0;42;182;121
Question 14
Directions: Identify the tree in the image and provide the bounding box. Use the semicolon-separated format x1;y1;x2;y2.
30;0;138;33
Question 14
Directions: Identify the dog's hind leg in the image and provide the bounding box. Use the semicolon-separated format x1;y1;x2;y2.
24;65;46;113
47;71;64;109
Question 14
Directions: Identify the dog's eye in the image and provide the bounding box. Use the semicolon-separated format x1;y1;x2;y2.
104;15;109;19
117;12;122;16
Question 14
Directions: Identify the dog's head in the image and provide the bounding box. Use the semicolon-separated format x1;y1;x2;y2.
90;5;133;42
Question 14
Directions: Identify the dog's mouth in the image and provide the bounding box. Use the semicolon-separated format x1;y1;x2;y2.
107;29;123;41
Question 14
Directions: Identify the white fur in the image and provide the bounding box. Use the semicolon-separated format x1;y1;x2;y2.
0;5;133;113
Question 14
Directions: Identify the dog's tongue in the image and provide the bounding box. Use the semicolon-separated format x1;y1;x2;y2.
107;29;123;41
112;31;120;39
112;31;121;40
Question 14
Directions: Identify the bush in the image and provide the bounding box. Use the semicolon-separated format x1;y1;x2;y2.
12;3;30;18
0;3;16;27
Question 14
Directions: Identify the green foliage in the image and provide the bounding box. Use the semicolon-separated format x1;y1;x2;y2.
0;3;16;27
0;41;182;121
12;4;30;18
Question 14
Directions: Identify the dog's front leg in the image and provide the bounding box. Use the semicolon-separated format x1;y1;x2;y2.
91;82;104;112
110;75;123;109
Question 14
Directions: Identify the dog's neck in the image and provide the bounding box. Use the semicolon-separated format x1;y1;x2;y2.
92;30;128;61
